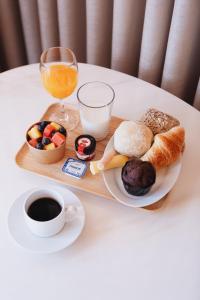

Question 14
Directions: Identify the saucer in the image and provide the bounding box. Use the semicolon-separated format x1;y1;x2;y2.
103;136;182;208
8;186;85;254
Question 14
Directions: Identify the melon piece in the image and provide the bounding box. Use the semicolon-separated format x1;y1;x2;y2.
28;126;42;139
51;132;65;147
43;124;55;137
44;143;56;150
50;122;61;131
28;138;38;148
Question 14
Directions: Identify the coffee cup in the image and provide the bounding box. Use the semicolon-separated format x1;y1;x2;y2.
23;188;77;237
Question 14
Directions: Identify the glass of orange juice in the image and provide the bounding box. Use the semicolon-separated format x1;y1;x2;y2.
40;47;78;130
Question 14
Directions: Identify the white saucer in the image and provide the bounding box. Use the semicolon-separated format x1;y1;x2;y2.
103;136;182;208
8;186;85;254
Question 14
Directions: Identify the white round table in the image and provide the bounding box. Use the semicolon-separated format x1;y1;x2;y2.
1;63;200;300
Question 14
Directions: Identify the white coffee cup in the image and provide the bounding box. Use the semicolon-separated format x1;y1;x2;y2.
23;188;77;237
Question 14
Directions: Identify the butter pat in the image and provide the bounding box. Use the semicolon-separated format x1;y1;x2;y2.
62;158;87;179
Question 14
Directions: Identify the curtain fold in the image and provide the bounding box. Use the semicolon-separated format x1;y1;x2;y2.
0;0;200;109
37;0;59;50
86;0;113;67
0;0;27;68
138;0;174;86
18;0;42;63
161;0;200;104
57;0;86;62
111;0;146;75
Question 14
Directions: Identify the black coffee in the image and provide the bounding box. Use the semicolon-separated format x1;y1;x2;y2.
27;198;62;221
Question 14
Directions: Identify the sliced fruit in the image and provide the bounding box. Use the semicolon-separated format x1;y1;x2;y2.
38;121;49;132
28;126;42;139
90;155;128;175
50;130;56;138
50;122;61;131
42;137;51;145
44;143;56;150
28;138;38;148
36;142;44;150
43;124;56;137
37;137;42;143
58;127;67;136
51;132;65;147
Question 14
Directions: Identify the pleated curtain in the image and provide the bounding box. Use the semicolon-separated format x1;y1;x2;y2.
0;0;200;109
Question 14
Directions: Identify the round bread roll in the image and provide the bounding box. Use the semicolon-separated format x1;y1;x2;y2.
114;121;153;157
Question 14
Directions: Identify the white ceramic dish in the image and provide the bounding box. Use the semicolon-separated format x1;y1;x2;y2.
103;136;182;208
8;186;85;253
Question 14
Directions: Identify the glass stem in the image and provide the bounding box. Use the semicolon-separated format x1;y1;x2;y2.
59;100;69;122
60;101;65;115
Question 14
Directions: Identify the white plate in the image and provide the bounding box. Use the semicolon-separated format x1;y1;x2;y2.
103;137;182;208
8;186;85;253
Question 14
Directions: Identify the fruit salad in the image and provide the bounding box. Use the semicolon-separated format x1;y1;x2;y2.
27;121;66;150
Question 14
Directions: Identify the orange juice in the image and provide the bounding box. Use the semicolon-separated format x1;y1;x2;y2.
41;64;78;99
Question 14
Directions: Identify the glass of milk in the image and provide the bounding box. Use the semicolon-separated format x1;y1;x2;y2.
77;81;115;141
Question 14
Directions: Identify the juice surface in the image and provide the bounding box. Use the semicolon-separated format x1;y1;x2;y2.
42;64;78;99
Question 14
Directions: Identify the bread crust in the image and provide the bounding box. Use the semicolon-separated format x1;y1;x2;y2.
140;108;180;135
141;126;185;169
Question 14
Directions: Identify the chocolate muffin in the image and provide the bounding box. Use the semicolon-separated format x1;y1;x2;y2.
121;158;156;196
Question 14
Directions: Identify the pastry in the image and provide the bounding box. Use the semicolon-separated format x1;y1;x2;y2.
114;121;153;157
140;108;180;135
90;155;128;175
141;126;185;169
96;149;117;170
121;158;156;196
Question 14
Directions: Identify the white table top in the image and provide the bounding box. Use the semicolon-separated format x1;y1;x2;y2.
1;63;200;300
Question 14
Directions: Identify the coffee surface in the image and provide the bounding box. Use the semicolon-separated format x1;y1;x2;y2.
27;198;62;221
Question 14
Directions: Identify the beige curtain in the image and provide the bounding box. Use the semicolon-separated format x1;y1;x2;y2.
0;0;200;109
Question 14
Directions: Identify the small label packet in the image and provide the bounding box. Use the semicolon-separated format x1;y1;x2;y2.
62;158;87;179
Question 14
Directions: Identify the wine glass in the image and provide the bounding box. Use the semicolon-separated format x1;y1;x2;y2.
40;47;79;130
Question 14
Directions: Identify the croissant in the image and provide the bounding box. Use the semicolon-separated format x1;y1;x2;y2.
141;126;185;169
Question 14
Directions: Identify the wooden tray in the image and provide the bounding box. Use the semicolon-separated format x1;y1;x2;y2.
16;104;166;210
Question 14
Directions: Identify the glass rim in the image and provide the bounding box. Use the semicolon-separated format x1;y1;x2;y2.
40;46;76;68
77;81;115;109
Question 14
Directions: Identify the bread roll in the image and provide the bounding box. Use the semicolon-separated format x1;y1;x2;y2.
141;126;185;169
140;108;180;135
114;121;153;157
